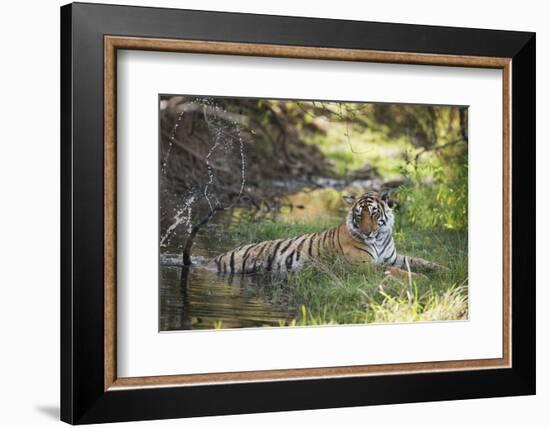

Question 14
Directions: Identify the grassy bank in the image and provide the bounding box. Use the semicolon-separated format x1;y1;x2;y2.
224;218;468;327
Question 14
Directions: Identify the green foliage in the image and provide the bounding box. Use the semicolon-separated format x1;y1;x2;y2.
370;104;466;150
305;124;406;178
396;155;468;231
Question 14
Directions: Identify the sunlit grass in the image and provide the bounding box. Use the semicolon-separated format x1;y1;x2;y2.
368;284;468;323
304;123;409;178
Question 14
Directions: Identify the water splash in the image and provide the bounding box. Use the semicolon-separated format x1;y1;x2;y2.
162;109;185;175
160;96;247;248
160;194;195;247
202;104;222;212
236;126;246;202
160;252;208;267
200;98;246;212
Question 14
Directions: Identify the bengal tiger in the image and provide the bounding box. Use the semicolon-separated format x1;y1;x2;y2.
206;191;442;277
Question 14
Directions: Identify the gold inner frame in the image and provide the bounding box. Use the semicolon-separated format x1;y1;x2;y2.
104;35;512;391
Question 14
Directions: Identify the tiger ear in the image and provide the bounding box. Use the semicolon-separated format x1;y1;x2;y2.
343;195;356;205
380;189;396;208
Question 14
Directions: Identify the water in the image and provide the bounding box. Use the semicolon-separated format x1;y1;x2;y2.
159;187;349;331
159;266;296;331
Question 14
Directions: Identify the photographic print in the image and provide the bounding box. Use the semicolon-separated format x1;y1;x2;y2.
159;95;468;331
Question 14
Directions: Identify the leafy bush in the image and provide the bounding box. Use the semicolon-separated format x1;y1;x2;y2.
396;155;468;231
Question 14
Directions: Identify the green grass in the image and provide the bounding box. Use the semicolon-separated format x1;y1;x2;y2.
229;217;341;244
225;218;468;326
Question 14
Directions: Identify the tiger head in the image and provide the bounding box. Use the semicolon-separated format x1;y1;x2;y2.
343;191;394;242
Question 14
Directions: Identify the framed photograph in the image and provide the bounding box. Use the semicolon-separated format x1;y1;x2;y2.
61;2;535;424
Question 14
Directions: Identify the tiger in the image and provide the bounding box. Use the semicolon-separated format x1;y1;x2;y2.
206;190;442;277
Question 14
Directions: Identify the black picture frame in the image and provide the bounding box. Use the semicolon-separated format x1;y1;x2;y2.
61;2;535;424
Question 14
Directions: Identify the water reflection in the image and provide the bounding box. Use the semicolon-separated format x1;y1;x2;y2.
159;264;297;331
